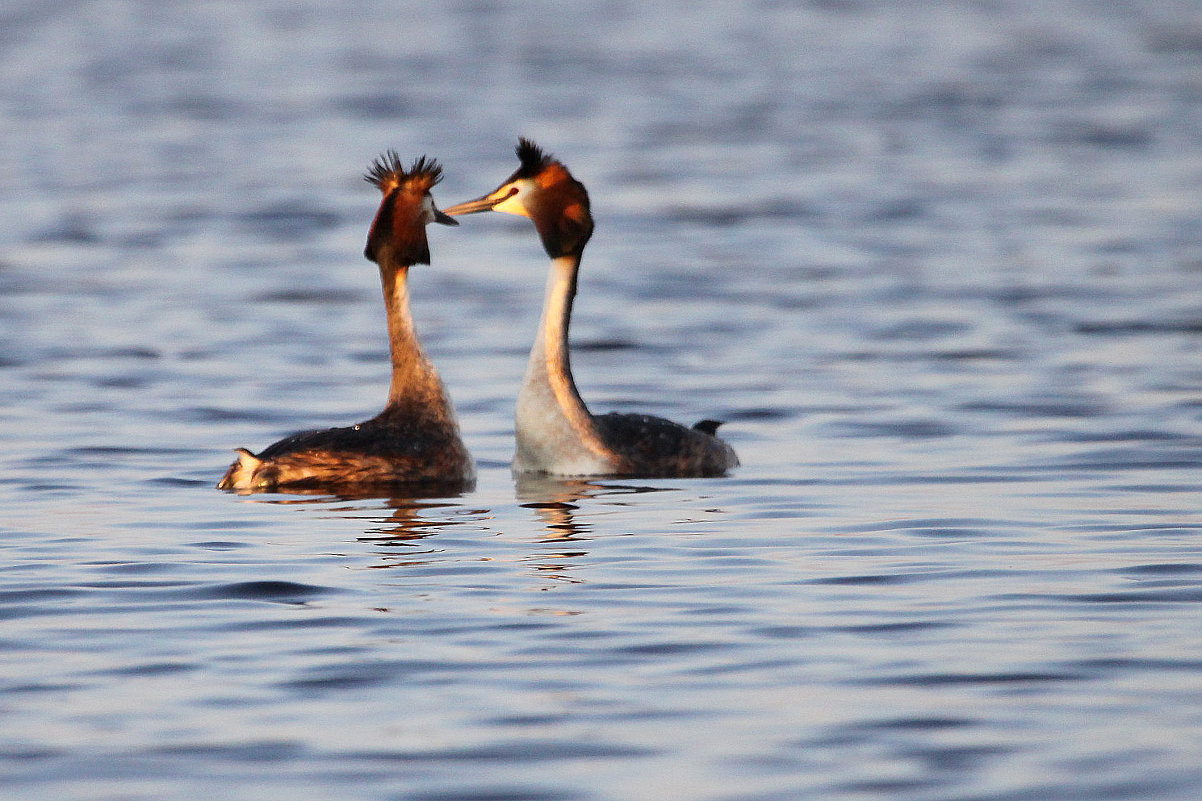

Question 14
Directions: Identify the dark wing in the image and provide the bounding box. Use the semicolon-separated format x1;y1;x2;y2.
256;423;400;461
248;419;472;489
592;412;738;477
256;415;459;460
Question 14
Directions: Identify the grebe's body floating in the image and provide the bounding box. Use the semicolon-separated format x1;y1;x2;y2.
444;139;738;478
218;153;473;493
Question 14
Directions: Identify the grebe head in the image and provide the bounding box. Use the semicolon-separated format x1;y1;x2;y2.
443;138;593;259
364;151;457;266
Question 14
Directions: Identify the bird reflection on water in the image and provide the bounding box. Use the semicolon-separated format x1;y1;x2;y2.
225;477;684;585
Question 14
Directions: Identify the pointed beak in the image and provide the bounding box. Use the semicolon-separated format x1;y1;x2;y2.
432;204;458;226
442;185;519;216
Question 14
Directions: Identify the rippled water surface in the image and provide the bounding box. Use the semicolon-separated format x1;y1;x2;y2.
4;1;1202;799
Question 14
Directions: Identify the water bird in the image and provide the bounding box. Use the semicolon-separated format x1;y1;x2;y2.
218;153;474;492
443;139;738;477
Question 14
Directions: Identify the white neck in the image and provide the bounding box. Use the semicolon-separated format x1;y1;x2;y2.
514;255;615;474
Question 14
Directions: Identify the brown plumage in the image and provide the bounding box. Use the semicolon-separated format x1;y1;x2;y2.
218;153;473;493
442;139;738;478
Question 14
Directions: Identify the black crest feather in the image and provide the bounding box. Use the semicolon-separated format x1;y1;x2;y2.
515;138;553;178
365;151;444;193
364;149;406;189
406;155;444;187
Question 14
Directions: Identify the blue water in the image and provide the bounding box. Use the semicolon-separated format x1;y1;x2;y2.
3;1;1202;799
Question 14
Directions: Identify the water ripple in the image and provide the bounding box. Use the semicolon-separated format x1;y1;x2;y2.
195;580;339;603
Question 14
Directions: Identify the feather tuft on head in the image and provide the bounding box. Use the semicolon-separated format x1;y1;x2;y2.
404;155;444;193
364;149;407;192
515;138;554;178
365;151;444;194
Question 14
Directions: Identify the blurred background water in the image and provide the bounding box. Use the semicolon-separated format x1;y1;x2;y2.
3;1;1202;799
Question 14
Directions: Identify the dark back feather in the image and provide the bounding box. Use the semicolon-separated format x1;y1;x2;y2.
593;412;738;477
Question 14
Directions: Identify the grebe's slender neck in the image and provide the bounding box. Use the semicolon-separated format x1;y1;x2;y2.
515;254;614;472
378;259;448;417
531;255;590;425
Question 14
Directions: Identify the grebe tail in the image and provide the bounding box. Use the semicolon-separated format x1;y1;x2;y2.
443;138;737;478
218;152;473;493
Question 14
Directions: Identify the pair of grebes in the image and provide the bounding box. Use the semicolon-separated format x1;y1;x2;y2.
219;140;738;493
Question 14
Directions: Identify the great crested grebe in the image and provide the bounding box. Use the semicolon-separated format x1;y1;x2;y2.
443;139;738;478
218;153;474;492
